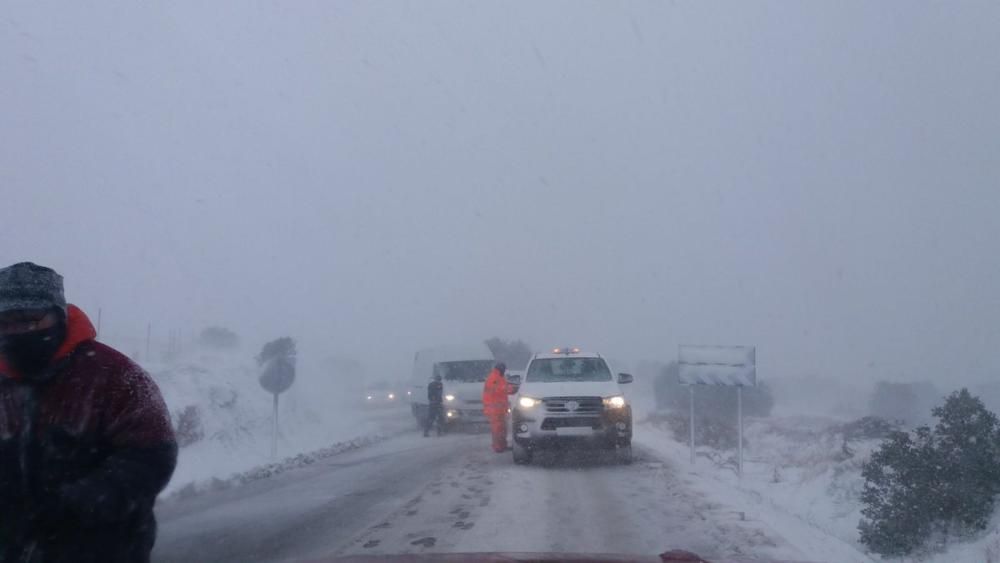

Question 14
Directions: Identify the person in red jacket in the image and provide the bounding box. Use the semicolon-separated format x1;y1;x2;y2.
0;262;177;563
482;362;509;453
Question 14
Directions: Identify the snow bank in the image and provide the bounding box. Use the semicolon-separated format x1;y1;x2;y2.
145;349;413;495
638;414;878;562
166;433;392;501
638;413;1000;562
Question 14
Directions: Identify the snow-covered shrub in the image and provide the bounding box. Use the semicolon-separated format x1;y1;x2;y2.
653;362;774;417
651;411;743;450
932;389;1000;531
835;416;897;442
198;326;240;350
174;405;204;447
859;389;1000;557
868;380;939;427
858;427;939;556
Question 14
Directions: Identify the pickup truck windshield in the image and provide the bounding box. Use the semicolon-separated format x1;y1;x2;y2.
435;360;494;382
527;358;612;382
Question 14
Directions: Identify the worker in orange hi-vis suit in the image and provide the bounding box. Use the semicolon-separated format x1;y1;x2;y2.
482;362;509;453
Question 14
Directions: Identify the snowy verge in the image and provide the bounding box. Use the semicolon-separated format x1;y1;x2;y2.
144;348;419;497
635;415;877;563
637;413;1000;563
163;429;408;502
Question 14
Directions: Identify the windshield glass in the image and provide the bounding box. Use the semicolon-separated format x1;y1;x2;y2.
527;358;612;383
4;2;997;562
435;360;493;383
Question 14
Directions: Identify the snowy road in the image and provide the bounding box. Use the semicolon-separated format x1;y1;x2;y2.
154;425;806;562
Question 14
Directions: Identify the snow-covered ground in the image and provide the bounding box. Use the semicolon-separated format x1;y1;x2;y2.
143;350;1000;562
157;429;813;562
143;349;414;496
637;415;875;562
636;413;1000;563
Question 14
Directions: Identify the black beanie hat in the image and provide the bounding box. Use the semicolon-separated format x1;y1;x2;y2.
0;262;67;315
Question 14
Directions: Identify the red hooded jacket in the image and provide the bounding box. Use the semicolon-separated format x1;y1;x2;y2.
0;305;177;563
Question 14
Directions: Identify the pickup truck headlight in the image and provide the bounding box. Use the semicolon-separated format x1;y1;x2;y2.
445;394;456;402
518;397;540;408
604;395;626;409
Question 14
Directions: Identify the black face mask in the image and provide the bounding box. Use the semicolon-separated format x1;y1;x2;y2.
0;322;67;378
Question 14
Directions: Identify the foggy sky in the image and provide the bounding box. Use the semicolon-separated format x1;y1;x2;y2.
2;2;999;384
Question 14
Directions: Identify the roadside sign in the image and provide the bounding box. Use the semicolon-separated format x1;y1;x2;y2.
258;353;296;458
678;345;757;476
678;345;756;387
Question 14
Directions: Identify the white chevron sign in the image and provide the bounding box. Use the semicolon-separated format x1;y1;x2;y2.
678;345;757;387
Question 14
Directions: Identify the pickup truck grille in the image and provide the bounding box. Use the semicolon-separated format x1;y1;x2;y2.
544;396;603;414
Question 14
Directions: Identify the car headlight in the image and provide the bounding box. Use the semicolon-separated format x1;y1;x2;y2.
366;395;373;400
604;395;626;409
519;397;540;408
388;393;395;400
445;394;455;402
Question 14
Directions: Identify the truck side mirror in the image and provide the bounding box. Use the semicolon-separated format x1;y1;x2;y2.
617;373;634;384
505;374;521;395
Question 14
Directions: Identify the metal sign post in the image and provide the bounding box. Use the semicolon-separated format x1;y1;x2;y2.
737;386;743;476
259;350;296;460
678;345;757;477
271;393;279;458
689;386;695;464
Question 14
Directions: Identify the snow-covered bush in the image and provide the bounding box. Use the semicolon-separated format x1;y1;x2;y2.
174;405;203;447
652;411;743;450
859;389;1000;557
867;380;939;427
197;326;240;350
932;389;1000;530
652;361;774;419
834;416;897;442
858;427;940;556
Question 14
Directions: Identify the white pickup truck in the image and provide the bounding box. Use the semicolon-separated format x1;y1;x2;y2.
509;348;633;464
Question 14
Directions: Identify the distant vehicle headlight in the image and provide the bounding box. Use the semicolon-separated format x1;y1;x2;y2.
366;395;373;401
519;397;540;408
445;394;456;402
604;395;626;409
388;393;395;400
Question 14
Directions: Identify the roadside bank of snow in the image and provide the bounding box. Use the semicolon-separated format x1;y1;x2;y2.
162;406;414;496
145;351;416;496
164;431;400;500
637;414;1000;563
635;415;876;563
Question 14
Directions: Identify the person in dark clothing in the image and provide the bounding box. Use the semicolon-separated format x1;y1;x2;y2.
424;373;445;437
0;262;178;563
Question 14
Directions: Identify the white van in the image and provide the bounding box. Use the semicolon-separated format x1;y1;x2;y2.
409;344;496;427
